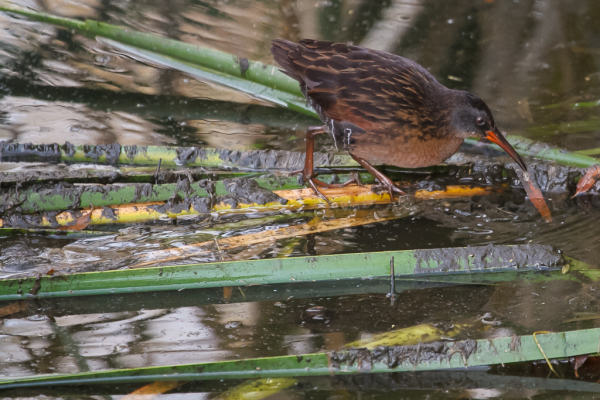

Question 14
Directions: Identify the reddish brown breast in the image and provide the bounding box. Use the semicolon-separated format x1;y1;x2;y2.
348;131;464;168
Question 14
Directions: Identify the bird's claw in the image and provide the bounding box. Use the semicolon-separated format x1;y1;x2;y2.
307;178;332;205
371;181;407;200
290;169;332;205
573;165;600;197
290;170;364;206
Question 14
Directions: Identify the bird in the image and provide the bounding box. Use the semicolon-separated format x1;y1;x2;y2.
270;39;527;202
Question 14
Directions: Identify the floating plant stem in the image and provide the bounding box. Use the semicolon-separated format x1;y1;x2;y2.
0;328;598;388
0;185;492;228
0;244;573;300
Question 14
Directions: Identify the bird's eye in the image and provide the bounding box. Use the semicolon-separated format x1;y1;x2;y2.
476;117;485;126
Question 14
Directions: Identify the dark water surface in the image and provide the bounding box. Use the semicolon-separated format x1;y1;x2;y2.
1;0;600;398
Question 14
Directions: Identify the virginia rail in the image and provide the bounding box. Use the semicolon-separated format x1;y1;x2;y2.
271;39;527;201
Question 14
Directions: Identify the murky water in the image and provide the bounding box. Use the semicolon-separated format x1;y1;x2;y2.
1;0;600;397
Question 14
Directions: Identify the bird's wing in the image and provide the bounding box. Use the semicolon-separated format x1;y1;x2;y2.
271;39;443;134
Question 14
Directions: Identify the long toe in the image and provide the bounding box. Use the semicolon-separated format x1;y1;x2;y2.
387;184;407;199
307;178;332;205
372;182;406;198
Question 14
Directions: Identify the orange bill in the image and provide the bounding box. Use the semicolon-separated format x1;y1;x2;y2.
485;129;527;171
485;129;551;222
512;165;552;222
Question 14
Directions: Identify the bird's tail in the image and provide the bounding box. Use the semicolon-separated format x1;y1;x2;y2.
270;39;302;82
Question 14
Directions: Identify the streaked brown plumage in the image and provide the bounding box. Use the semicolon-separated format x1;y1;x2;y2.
271;39;527;201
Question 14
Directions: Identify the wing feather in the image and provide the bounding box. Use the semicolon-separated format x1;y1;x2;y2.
271;39;446;140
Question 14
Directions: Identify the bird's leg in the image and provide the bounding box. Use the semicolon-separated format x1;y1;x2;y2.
349;153;406;199
292;126;362;203
292;126;329;203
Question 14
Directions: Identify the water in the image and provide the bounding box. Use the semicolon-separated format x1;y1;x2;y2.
1;0;600;397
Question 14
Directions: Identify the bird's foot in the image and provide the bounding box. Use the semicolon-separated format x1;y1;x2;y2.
371;180;407;200
290;170;363;205
306;178;333;205
573;165;600;197
290;169;332;205
347;153;405;200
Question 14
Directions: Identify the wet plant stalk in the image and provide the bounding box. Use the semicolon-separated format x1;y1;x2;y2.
0;244;572;300
0;328;598;388
0;142;356;168
0;185;492;228
1;173;375;214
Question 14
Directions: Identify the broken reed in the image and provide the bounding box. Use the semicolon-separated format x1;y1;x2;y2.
2;136;599;170
0;185;491;228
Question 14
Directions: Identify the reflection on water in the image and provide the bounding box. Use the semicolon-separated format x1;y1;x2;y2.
3;190;598;279
1;0;600;396
1;276;599;391
1;195;599;384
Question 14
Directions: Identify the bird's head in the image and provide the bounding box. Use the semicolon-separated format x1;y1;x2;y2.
451;91;527;171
